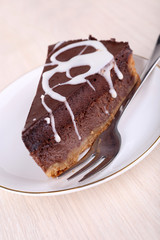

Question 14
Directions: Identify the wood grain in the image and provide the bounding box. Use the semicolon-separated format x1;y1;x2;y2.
0;0;160;239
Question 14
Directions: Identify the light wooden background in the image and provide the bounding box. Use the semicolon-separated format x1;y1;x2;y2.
0;0;160;239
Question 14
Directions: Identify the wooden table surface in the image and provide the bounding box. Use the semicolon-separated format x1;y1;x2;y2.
0;0;160;239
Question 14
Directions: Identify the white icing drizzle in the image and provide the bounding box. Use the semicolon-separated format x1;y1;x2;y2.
41;95;61;142
79;45;88;55
53;41;64;51
41;40;123;142
114;62;123;79
104;106;109;115
33;118;36;121
99;59;123;98
44;117;51;124
65;101;81;140
105;110;109;114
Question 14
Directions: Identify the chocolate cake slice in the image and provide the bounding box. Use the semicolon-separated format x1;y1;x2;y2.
22;36;140;177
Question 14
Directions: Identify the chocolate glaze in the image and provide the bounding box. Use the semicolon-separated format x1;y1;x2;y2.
22;37;139;172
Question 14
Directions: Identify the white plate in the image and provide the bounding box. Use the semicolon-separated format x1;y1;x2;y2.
0;55;160;195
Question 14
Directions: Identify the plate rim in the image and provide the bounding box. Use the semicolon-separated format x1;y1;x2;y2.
0;55;160;196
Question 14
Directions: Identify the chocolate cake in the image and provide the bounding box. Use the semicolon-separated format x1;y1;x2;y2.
22;36;140;177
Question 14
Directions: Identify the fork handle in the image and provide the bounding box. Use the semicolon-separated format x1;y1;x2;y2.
119;34;160;118
140;34;160;82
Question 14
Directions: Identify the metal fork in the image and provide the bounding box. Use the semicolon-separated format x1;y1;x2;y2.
59;35;160;182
